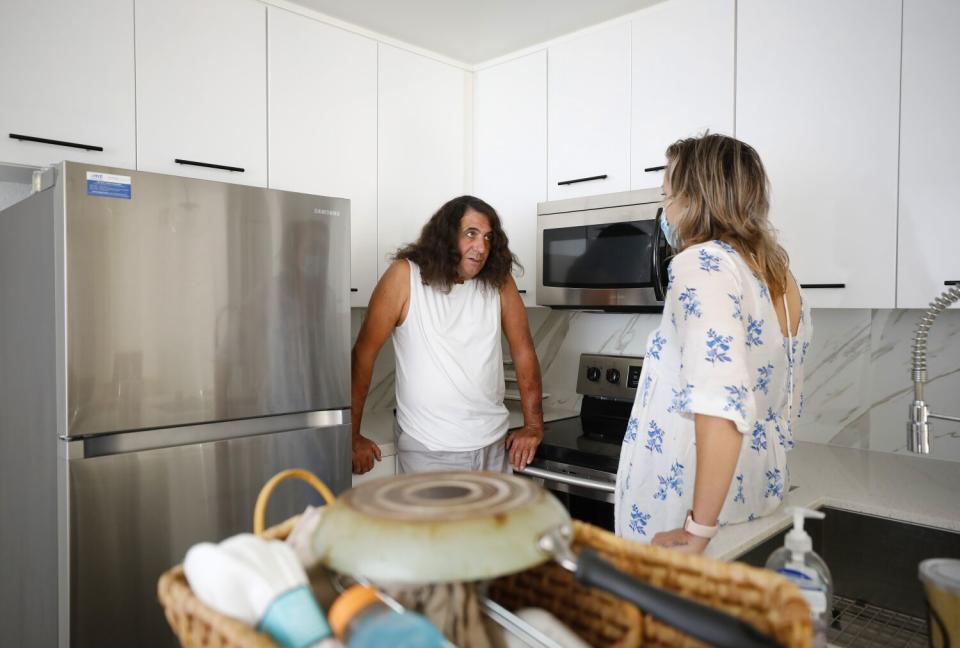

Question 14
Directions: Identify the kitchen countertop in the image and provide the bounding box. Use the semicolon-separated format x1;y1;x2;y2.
707;441;960;560
359;409;960;564
356;406;579;458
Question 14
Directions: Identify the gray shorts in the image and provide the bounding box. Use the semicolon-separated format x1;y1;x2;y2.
394;421;511;474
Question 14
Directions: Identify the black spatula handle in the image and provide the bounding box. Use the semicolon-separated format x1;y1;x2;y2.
575;548;783;648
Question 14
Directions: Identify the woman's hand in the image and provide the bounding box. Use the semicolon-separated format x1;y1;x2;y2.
651;527;711;554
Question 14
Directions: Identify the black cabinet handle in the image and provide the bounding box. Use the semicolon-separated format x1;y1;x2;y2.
644;165;666;173
174;158;244;173
558;174;607;186
946;281;960;286
800;283;846;289
350;288;359;292
10;133;103;152
517;289;527;294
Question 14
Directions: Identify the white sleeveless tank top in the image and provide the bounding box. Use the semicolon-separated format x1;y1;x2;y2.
393;261;509;451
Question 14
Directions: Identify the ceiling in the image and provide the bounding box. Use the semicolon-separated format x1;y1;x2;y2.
284;0;665;65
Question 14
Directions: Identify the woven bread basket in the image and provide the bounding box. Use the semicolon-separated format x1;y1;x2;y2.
158;469;811;647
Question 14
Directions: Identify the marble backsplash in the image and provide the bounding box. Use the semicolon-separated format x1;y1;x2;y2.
351;306;960;462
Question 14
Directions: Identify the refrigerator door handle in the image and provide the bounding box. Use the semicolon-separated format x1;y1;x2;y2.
66;409;349;458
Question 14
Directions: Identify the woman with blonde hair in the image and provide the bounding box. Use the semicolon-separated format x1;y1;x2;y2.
615;133;811;553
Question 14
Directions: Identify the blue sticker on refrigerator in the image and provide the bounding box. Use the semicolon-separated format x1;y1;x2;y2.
86;172;131;199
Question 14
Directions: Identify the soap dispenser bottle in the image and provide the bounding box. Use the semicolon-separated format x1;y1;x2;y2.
764;507;833;648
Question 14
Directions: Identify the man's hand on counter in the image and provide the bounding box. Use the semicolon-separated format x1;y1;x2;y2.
352;434;382;474
506;424;543;471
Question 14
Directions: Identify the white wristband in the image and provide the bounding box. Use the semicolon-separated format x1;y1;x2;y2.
684;511;719;539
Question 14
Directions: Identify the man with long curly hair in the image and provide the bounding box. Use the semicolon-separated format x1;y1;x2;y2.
351;196;544;475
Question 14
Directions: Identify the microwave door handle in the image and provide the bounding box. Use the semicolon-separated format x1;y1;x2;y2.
652;207;666;301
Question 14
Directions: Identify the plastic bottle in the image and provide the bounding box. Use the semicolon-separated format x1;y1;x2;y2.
326;585;447;648
764;507;833;648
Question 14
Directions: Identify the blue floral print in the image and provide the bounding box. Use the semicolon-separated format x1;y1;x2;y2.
723;384;749;418
785;337;801;368
624;417;639;443
699;249;721;273
653;461;684;501
746;315;764;347
750;421;767;453
754;363;774;394
641;374;653;406
734;474;746;504
705;328;734;365
667;263;675;289
765;469;784;500
648;331;666;360
668;384;694;413
645;420;665;454
759;282;770;301
714;240;737;255
678;287;702;319
765;408;787;448
729;293;743;321
630;505;651;536
671;312;678;330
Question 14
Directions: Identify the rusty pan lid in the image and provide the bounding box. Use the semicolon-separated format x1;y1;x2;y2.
310;471;571;584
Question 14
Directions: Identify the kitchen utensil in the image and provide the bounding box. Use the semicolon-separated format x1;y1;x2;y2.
311;471;782;648
919;558;960;648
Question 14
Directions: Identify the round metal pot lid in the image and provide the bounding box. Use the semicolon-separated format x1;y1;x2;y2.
311;471;572;584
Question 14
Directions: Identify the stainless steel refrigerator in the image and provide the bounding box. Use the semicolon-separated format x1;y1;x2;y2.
0;161;352;647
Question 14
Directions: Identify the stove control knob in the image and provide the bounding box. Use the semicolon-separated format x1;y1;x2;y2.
586;366;601;382
606;368;621;385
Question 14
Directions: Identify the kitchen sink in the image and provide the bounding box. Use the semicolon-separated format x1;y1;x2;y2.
737;507;960;647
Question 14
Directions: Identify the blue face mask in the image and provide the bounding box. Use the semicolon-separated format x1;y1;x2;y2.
659;213;677;249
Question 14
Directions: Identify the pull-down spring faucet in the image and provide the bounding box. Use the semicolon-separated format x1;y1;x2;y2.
909;283;960;453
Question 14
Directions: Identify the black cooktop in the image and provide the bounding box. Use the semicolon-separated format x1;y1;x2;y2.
533;409;627;474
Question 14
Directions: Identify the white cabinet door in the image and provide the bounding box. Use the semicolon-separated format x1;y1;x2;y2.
378;45;468;277
737;1;901;309
0;0;135;169
474;52;547;306
897;0;960;309
268;8;377;308
630;0;734;191
135;0;267;186
547;23;631;201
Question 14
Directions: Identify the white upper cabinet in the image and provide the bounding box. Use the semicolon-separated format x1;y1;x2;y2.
377;45;468;277
737;0;901;309
474;51;547;305
630;0;734;191
547;23;631;201
135;0;267;186
267;8;378;308
897;0;960;309
0;0;135;169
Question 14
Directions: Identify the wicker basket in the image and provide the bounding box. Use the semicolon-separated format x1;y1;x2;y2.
488;521;812;648
158;470;812;648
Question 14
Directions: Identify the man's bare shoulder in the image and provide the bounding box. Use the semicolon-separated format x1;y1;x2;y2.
367;259;411;326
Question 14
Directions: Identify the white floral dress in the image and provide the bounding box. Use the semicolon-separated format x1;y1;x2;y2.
614;240;811;541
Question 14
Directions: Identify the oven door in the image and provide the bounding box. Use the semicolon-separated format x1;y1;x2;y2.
537;200;669;309
517;459;616;532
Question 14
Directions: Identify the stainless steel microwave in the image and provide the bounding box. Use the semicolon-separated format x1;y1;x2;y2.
536;188;670;310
